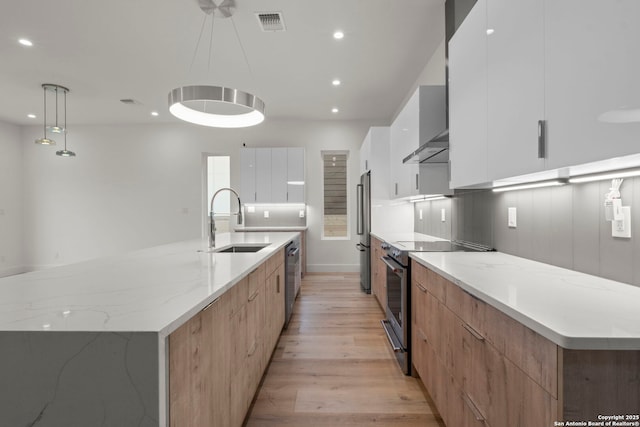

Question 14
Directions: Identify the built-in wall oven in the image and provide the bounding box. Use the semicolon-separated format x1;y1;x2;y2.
380;239;494;375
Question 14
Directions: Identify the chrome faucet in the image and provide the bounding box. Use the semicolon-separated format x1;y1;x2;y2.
209;187;243;248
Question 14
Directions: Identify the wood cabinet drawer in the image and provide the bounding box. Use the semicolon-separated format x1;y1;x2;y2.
249;263;266;297
266;248;285;276
483;301;557;398
227;276;248;318
412;260;446;303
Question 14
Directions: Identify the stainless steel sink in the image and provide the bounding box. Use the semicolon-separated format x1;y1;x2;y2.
210;244;269;253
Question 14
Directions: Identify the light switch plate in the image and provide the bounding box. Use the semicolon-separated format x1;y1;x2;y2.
419;209;423;220
264;210;269;218
508;207;517;228
612;206;631;238
441;208;446;222
299;209;305;218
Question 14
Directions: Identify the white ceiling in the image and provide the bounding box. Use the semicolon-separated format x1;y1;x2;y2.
0;0;445;127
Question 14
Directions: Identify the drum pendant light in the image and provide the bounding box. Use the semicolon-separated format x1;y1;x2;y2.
55;86;76;157
35;84;56;145
168;0;265;128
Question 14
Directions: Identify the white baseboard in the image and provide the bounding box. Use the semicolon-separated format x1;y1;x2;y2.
307;264;359;273
0;265;28;278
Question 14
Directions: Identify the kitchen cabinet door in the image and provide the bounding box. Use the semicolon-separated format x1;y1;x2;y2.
255;148;272;203
545;0;640;170
486;0;545;181
240;148;256;203
359;130;372;174
390;90;420;198
271;148;288;203
369;127;390;201
448;0;489;188
287;147;305;203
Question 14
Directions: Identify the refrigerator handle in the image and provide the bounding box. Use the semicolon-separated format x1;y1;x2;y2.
356;183;363;235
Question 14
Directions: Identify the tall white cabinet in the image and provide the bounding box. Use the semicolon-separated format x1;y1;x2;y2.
449;0;640;188
359;126;390;201
240;147;305;204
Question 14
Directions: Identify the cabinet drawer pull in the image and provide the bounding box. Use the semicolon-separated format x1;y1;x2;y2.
462;323;485;341
419;329;428;343
416;283;427;293
248;341;257;357
203;296;220;311
276;275;280;293
248;291;259;302
462;393;485;422
538;119;547;159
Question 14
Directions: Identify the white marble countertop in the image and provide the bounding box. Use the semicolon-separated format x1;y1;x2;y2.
0;232;298;336
410;251;640;350
370;231;446;244
235;226;308;231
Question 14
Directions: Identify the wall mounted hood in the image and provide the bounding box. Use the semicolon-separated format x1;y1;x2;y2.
402;128;449;164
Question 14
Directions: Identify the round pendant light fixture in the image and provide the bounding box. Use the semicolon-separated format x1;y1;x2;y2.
35;84;68;145
168;0;265;128
55;84;75;157
168;85;265;128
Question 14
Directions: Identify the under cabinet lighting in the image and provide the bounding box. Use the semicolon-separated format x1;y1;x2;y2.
332;79;341;86
151;111;159;117
18;38;33;46
333;31;344;40
569;168;640;184
331;108;339;113
408;195;446;203
486;28;495;35
27;114;36;119
492;179;567;193
286;181;305;185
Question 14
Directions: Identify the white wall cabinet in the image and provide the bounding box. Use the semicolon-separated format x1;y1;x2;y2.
449;0;640;188
486;0;545;180
449;0;489;188
240;147;305;204
390;86;448;198
544;0;640;170
359;127;390;200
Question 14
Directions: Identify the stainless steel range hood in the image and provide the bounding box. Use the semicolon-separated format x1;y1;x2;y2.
402;128;449;164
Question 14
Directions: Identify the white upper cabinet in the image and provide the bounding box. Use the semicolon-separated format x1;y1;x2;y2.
449;0;640;188
544;0;640;170
286;147;305;203
449;0;489;188
486;0;545;180
271;148;288;203
390;86;447;198
390;89;420;198
240;147;305;204
359;127;390;200
240;148;256;203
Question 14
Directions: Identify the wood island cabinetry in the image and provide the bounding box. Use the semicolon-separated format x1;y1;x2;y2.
169;249;285;427
370;236;386;311
411;259;640;426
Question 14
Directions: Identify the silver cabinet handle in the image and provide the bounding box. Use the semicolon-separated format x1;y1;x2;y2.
416;173;419;190
538;119;547;159
462;393;485;422
356;183;363;235
462;322;485;341
248;290;259;302
381;256;403;274
416;283;427;293
381;320;403;352
395;182;398;195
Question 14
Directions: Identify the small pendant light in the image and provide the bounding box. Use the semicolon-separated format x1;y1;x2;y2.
55;85;75;157
35;84;55;145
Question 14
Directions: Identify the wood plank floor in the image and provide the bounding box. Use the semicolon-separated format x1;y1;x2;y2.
245;273;444;427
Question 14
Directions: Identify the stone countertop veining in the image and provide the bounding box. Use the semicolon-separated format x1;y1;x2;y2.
410;251;640;350
0;232;298;336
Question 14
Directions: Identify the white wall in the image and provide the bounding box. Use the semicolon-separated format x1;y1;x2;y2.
0;120;24;276
20;119;368;272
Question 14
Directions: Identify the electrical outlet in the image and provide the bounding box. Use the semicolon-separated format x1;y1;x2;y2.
299;210;305;218
264;210;269;218
441;208;446;222
247;206;255;213
612;206;631;238
508;207;517;228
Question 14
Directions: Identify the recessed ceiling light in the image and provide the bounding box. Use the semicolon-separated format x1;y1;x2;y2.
332;79;341;86
333;31;344;40
151;111;159;117
18;38;33;47
331;108;339;113
27;114;36;119
486;28;495;35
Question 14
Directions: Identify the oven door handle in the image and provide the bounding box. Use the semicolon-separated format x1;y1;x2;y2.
381;256;404;274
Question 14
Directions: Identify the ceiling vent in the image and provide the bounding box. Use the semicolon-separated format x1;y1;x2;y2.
255;12;286;32
119;98;142;105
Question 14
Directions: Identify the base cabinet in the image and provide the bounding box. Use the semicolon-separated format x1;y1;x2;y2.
371;236;386;310
169;250;285;427
411;260;639;426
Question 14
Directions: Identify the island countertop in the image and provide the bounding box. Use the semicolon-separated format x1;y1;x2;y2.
0;232;298;336
410;251;640;350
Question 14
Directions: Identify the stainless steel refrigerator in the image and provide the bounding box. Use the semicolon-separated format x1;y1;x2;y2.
356;171;371;293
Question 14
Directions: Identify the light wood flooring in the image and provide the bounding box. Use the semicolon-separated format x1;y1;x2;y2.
245;273;444;427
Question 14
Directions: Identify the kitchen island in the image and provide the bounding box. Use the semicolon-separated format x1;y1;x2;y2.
410;251;640;426
0;232;298;427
